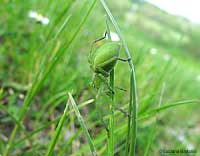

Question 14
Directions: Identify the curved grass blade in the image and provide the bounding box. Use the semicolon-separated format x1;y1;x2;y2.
3;1;97;155
99;1;138;155
144;83;165;156
53;14;71;40
13;99;94;148
139;100;200;120
68;93;97;156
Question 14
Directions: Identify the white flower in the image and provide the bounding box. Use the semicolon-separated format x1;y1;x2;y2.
36;14;43;22
36;14;49;25
28;10;38;18
150;48;157;55
28;10;49;25
105;31;120;42
41;17;49;25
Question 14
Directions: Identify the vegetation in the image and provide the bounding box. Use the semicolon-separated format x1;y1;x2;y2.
0;0;199;155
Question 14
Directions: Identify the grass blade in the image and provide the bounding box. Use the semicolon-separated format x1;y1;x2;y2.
0;105;24;131
99;1;138;155
130;70;137;156
13;99;94;148
68;93;97;156
108;69;115;156
144;83;165;156
144;121;157;156
139;100;200;120
3;1;97;155
15;117;60;147
45;98;69;156
53;14;71;40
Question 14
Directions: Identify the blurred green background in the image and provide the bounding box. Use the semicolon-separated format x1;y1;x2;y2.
0;0;199;155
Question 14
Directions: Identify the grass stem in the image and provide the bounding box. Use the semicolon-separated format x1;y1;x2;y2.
3;1;97;155
69;93;97;156
108;69;115;156
99;0;138;155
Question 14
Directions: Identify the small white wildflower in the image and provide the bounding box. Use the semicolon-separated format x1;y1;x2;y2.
36;14;44;22
28;10;38;19
196;75;200;81
41;17;49;25
163;54;171;61
105;31;120;42
28;10;49;25
36;14;49;25
150;48;157;55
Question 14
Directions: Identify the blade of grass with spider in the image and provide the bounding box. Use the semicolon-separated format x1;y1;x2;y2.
105;14;115;156
99;0;138;155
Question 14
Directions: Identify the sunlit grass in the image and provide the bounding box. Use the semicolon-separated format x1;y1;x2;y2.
0;0;200;155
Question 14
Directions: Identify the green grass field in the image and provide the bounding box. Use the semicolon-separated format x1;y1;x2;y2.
0;0;200;155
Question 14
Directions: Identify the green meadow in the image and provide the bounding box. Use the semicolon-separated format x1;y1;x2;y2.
0;0;199;155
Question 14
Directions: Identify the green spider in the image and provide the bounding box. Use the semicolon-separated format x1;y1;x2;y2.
88;24;130;95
